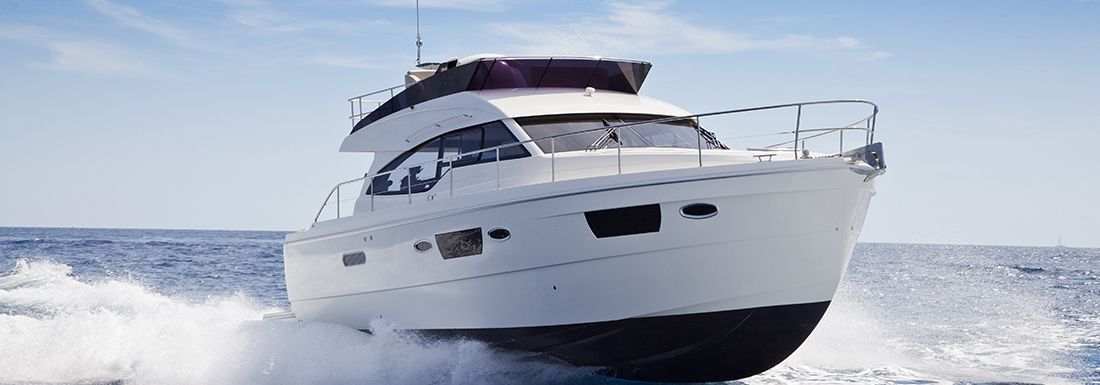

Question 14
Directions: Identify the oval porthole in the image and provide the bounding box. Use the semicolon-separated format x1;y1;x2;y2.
680;203;718;219
487;227;511;241
414;240;433;252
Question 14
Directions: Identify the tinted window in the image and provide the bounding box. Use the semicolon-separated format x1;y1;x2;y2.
584;204;662;238
370;121;530;195
481;59;549;90
482;121;529;161
435;228;483;259
441;126;481;166
372;138;442;195
538;59;600;88
518;114;721;153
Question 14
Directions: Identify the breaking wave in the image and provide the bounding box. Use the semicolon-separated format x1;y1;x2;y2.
1;242;1095;384
0;259;584;385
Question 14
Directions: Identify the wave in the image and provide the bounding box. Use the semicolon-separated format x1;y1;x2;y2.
0;259;585;385
0;252;1092;385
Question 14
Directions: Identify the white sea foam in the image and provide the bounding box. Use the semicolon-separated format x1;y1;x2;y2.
0;259;584;385
0;253;1090;385
748;249;1087;385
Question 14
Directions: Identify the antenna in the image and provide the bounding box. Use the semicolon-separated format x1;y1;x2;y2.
415;0;423;66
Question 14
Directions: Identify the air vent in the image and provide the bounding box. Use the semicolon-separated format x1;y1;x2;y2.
680;203;718;219
584;204;662;238
435;228;483;259
342;251;366;267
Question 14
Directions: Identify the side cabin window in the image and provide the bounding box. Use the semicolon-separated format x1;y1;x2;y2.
370;121;529;195
516;114;725;153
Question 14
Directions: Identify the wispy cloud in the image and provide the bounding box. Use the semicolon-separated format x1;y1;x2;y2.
86;0;210;50
0;24;150;75
309;53;382;69
365;0;508;11
489;2;890;61
222;0;384;34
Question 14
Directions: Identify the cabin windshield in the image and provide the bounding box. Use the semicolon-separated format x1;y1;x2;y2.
517;114;721;153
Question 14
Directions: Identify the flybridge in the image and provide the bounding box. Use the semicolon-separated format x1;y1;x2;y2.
347;57;653;134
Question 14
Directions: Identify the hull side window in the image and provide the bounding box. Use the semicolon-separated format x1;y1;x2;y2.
585;204;662;238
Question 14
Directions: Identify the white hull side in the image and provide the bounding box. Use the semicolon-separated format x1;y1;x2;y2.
284;158;875;330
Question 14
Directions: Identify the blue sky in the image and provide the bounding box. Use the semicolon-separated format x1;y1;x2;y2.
1;1;1097;247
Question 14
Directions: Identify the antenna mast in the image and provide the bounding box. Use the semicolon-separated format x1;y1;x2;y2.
415;0;423;66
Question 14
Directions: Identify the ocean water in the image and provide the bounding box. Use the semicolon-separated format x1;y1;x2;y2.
0;227;1096;385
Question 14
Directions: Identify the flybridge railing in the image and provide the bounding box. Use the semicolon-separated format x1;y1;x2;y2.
313;99;879;224
348;84;405;127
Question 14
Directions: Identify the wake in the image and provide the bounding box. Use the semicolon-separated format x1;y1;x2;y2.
0;259;583;385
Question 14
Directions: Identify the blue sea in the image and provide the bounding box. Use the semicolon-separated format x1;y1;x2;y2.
0;227;1096;384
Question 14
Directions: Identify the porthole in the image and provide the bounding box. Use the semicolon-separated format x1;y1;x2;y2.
680;203;718;219
487;227;511;241
414;240;433;252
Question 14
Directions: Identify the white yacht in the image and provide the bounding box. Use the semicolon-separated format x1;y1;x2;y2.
277;54;885;382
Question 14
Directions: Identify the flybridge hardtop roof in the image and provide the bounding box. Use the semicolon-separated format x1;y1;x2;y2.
351;57;653;134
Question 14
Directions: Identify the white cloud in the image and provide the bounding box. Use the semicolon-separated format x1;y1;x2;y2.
0;24;150;75
86;0;209;50
863;50;893;62
309;53;381;69
364;0;508;11
489;2;890;61
222;0;383;34
33;40;150;74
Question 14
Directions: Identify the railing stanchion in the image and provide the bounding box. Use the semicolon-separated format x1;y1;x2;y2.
407;169;413;204
336;186;341;219
794;105;802;160
350;101;355;128
616;127;622;175
697;118;703;167
449;159;454;197
868;117;874;144
370;179;375;212
496;148;501;190
550;137;556;182
840;128;844;154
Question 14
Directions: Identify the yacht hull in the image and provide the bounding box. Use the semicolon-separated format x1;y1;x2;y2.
419;301;830;382
284;158;876;382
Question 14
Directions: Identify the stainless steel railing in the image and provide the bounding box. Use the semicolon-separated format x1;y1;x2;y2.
314;99;879;224
348;84;405;126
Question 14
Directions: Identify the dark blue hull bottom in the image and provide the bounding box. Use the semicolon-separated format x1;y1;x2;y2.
412;301;832;383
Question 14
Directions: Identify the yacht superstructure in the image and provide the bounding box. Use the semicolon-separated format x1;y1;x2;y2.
278;55;885;382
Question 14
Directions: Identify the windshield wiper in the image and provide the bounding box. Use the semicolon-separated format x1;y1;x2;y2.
696;125;729;150
586;119;619;151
